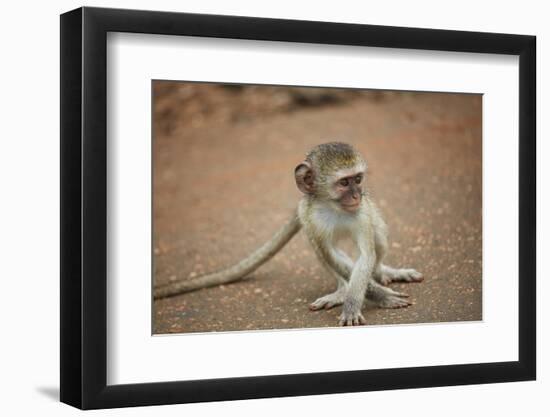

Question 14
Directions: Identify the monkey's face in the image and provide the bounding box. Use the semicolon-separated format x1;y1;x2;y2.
331;169;364;213
295;142;367;214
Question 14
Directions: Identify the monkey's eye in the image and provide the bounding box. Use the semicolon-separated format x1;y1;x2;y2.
355;175;362;184
339;178;349;187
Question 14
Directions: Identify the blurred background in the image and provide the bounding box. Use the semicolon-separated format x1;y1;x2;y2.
152;82;482;334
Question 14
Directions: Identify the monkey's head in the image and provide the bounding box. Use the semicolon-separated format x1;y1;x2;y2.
295;142;367;213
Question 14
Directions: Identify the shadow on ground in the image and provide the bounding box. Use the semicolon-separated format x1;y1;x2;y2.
35;386;59;401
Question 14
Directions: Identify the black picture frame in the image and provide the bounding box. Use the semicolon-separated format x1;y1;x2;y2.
60;6;536;410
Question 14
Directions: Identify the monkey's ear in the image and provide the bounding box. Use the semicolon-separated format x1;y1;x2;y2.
295;161;315;194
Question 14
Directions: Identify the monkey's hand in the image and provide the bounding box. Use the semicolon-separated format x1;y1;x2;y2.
339;296;366;326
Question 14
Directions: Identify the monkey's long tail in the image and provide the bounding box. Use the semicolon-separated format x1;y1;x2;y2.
153;212;302;299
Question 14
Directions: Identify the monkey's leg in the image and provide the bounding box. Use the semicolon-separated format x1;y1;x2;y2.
310;248;412;311
329;249;411;309
307;244;350;311
375;264;423;286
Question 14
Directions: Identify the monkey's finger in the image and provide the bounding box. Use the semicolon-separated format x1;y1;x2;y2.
310;299;339;310
409;270;424;282
391;298;413;308
387;288;409;298
395;291;410;298
378;296;412;309
339;316;353;326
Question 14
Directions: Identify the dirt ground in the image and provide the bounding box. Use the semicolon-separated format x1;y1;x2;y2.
152;83;482;334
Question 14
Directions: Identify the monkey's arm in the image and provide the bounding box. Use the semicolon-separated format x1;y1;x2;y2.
154;211;301;299
338;243;375;325
302;230;349;287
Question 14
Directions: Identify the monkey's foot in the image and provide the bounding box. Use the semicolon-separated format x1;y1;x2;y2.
377;294;412;309
367;283;412;309
309;290;345;311
377;267;423;285
338;311;366;326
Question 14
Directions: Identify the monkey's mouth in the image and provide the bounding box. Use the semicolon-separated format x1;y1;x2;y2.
340;202;361;212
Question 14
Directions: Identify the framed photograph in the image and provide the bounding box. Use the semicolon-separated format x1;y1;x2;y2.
60;6;536;409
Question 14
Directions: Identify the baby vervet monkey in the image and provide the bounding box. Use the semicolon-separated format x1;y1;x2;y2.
154;142;422;326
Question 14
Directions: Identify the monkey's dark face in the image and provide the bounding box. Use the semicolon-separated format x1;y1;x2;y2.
332;171;364;213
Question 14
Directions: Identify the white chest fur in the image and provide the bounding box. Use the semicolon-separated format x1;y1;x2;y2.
310;203;362;244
